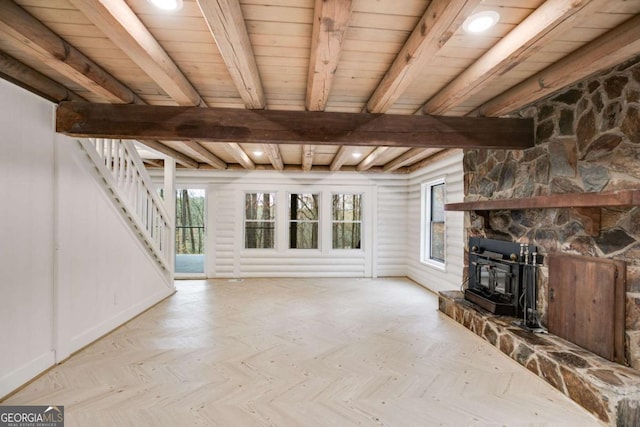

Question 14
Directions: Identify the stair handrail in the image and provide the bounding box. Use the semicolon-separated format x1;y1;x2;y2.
77;138;173;273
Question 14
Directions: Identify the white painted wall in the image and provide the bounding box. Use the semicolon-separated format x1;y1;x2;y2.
170;170;409;278
0;79;56;398
0;80;173;398
406;150;466;293
54;136;174;360
376;179;409;277
164;153;464;283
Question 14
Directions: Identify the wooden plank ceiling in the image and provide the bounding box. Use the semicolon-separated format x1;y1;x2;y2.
2;0;640;172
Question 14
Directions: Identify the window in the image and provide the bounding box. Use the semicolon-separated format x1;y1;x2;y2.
175;188;206;274
422;179;446;266
289;193;319;249
332;194;362;249
244;193;276;249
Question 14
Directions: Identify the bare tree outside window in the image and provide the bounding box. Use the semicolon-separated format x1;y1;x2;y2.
245;193;276;249
176;189;205;255
430;183;445;262
332;194;362;249
289;193;319;249
175;188;206;274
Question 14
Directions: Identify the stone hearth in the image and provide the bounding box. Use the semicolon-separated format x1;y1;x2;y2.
439;291;640;426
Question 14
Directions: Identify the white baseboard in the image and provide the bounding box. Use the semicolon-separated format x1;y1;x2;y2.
58;287;173;362
0;350;56;400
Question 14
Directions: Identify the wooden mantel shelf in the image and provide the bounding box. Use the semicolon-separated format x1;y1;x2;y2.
445;189;640;211
445;189;640;236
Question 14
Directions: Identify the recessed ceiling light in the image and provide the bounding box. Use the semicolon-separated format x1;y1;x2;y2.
352;152;362;159
147;0;183;11
253;150;263;156
463;11;500;34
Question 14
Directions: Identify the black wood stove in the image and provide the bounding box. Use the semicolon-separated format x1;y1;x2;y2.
465;237;543;323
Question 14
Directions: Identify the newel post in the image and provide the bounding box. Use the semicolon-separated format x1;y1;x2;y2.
164;157;176;281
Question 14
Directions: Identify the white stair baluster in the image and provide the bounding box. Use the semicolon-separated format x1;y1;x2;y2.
77;138;173;274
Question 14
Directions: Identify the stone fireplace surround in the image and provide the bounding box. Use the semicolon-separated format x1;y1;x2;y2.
439;291;640;425
439;56;640;424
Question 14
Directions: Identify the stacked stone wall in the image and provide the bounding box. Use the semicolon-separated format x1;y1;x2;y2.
464;55;640;369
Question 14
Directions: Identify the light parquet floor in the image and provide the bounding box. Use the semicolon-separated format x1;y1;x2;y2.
2;278;603;426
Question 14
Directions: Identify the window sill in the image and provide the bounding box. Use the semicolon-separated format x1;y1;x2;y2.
420;259;446;271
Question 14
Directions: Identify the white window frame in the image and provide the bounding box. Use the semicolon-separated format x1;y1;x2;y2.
175;186;207;279
331;192;364;251
243;191;277;250
287;192;321;250
420;177;446;270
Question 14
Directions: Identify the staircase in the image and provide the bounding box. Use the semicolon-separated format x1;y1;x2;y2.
76;138;173;277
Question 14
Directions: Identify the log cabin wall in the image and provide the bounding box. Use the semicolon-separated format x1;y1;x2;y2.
463;54;640;369
160;169;410;279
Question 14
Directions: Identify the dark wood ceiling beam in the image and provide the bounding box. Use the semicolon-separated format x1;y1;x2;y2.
306;0;353;111
0;51;85;103
0;1;144;105
477;13;640;117
57;101;534;149
364;0;480;113
423;0;607;115
196;0;266;109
